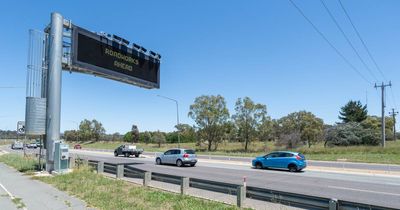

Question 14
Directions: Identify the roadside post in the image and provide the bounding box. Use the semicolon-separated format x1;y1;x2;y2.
329;198;338;210
181;177;190;195
97;161;104;174
116;164;124;179
143;172;152;186
237;185;245;208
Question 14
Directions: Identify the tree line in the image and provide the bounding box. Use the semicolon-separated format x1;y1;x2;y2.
63;95;397;151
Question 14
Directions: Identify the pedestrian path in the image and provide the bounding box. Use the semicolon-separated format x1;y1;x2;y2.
0;163;90;210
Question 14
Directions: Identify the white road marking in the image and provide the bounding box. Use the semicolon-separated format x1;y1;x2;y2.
0;181;28;210
328;185;400;197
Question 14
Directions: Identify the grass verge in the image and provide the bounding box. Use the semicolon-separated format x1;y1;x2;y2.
0;154;39;173
35;167;244;210
69;141;400;164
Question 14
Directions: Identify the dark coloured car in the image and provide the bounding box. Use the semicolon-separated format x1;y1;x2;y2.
26;143;38;149
114;145;143;157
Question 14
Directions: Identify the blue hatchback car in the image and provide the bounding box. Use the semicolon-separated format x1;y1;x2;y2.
252;151;306;172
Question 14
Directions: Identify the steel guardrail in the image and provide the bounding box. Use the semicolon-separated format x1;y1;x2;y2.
124;166;144;179
338;200;398;210
103;162;117;174
151;172;182;185
189;178;239;195
87;160;396;210
246;186;329;209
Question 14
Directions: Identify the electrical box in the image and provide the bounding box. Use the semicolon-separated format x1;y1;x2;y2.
54;142;69;173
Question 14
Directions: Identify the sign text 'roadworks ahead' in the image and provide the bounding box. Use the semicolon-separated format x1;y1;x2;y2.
71;25;160;89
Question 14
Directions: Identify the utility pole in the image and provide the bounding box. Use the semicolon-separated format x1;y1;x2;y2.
375;81;392;147
389;108;398;142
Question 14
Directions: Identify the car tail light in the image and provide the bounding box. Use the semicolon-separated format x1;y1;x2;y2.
183;153;189;158
296;155;302;160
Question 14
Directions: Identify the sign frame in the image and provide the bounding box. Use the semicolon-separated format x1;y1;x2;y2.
70;25;160;89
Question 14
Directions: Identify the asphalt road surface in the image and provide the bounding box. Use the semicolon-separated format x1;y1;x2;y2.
72;149;400;209
3;146;400;209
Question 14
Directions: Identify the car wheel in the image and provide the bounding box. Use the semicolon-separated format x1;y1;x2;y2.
124;153;129;157
176;159;183;167
288;164;297;172
255;162;263;169
114;151;118;157
190;163;196;167
156;158;162;165
135;154;139;158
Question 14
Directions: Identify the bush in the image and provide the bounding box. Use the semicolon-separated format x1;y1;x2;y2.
325;122;380;146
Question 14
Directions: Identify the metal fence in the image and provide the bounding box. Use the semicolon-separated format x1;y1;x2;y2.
75;158;396;210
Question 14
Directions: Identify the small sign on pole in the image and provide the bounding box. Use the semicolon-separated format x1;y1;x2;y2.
17;121;25;135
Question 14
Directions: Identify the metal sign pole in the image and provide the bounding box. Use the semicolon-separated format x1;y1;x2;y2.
45;12;63;172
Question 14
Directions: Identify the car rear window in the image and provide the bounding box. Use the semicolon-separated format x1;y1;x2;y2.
184;149;195;154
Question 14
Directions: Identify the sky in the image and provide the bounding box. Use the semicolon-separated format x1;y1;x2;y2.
0;0;399;134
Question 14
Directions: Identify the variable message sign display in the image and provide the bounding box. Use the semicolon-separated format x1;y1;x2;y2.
71;25;160;89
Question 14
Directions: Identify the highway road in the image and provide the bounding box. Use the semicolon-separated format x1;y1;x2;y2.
77;148;400;173
72;149;400;209
3;146;400;209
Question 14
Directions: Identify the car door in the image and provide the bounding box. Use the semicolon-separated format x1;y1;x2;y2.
172;149;181;164
163;150;173;164
275;152;290;169
262;153;279;167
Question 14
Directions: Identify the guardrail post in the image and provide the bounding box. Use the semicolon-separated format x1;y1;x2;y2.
116;164;124;179
181;177;189;195
97;161;104;174
143;172;151;186
68;156;75;169
237;185;245;208
329;198;338;210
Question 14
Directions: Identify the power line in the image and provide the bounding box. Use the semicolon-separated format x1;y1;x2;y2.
390;86;398;109
288;0;372;85
337;0;399;114
320;0;378;82
0;86;25;89
337;0;387;81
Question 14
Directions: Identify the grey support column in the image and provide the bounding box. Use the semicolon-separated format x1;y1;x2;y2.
45;12;63;172
143;172;151;186
116;165;124;178
97;161;104;174
181;177;189;195
237;185;245;208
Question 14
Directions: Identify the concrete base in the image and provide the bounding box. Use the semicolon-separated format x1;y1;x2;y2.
33;171;52;177
51;169;72;175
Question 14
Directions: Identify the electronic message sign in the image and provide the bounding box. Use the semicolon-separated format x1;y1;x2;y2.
71;25;160;89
